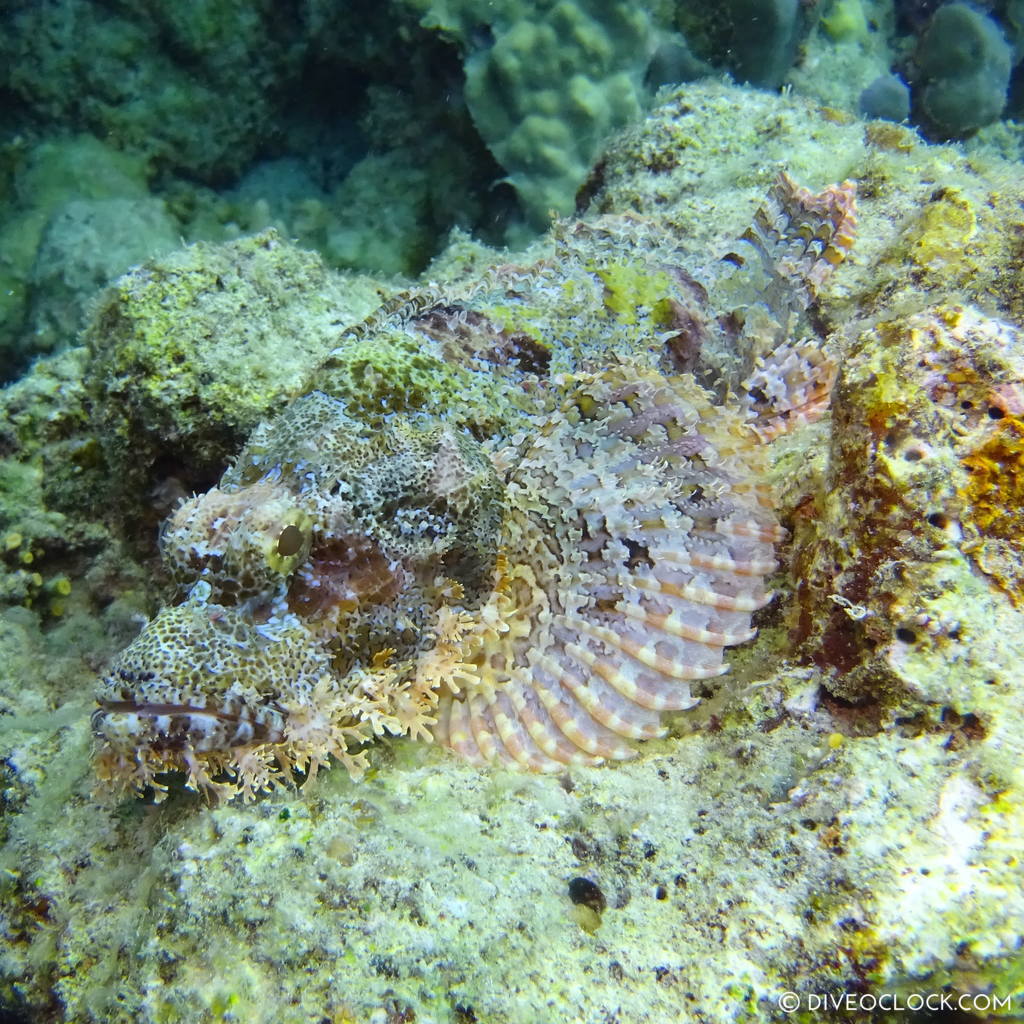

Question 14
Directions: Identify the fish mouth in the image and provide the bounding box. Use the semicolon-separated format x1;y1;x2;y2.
92;698;285;748
96;698;248;720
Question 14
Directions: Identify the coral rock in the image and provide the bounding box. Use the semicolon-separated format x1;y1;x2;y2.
793;304;1024;702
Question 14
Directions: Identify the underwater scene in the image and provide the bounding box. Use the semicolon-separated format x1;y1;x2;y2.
1;1;1024;1021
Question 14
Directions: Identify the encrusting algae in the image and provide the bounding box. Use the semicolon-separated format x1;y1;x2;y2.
92;174;857;801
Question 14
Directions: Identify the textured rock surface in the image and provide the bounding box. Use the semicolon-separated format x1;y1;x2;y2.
83;230;385;514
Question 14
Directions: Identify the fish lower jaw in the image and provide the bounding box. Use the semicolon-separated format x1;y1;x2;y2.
92;698;286;751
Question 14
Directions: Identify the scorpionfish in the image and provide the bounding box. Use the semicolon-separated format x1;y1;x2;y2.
93;174;857;801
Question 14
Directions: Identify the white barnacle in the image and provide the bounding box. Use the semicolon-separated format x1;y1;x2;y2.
829;593;872;620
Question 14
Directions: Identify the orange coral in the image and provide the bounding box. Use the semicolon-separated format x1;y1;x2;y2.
962;416;1024;539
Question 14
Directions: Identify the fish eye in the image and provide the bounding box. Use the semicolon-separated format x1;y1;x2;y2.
276;524;305;557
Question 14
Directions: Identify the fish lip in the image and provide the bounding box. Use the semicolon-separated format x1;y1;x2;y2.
95;698;236;721
92;698;284;746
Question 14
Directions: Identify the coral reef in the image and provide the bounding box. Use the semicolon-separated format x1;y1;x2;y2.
0;0;308;180
782;0;1024;147
911;2;1013;138
677;0;808;89
414;0;665;230
2;79;1024;1024
0;135;170;374
6;0;1024;382
0;2;503;371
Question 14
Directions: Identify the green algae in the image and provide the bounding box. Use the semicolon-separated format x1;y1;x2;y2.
84;230;385;511
594;263;678;328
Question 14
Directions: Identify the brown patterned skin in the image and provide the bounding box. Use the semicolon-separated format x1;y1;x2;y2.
93;174;856;801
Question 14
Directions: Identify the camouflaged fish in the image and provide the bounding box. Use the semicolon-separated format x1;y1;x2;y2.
93;174;857;801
